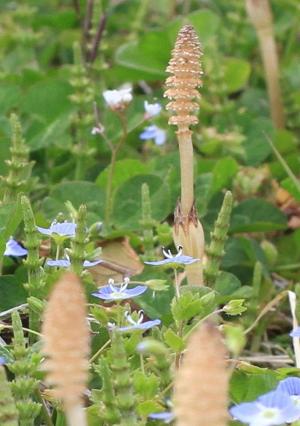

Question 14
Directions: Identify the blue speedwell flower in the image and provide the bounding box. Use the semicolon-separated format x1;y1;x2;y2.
290;327;300;337
230;390;300;426
144;246;199;267
37;221;76;238
277;377;300;407
148;412;175;423
4;238;27;257
46;258;102;268
110;311;160;333
92;278;147;301
144;101;162;119
140;125;166;146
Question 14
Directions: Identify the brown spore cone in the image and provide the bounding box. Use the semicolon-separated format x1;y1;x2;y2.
164;24;203;130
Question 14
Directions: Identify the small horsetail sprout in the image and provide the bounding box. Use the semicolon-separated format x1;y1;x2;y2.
0;363;19;425
69;204;88;275
110;331;139;426
246;0;285;128
204;191;233;287
21;195;45;338
174;322;228;426
94;358;120;424
165;25;205;285
42;272;90;426
9;311;41;425
1;113;34;203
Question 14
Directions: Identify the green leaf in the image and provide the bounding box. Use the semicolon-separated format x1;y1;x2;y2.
223;299;247;316
230;199;287;232
112;174;171;229
42;181;105;221
27;113;72;151
164;328;185;352
96;159;149;191
145;279;168;292
20;78;72;122
210;157;238;195
137;401;162;417
281;177;300;202
171;291;215;322
0;198;23;258
0;275;27;311
0;83;22;114
215;272;241;296
114;10;220;80
133;371;159;399
195;173;213;216
115;30;170;78
188;9;221;42
223;58;251;93
230;370;278;404
243;118;273;166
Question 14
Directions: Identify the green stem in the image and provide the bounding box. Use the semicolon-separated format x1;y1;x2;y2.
184;308;224;341
104;112;127;226
89;339;111;364
35;389;54;426
174;269;180;299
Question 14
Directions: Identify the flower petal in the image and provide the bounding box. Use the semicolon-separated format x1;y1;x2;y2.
83;259;103;267
118;319;161;332
277;377;300;396
46;259;71;268
4;239;28;257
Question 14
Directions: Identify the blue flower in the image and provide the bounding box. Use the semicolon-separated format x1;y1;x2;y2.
46;258;102;268
144;246;199;267
37;221;76;237
92;278;147;301
140;125;166;146
148;412;174;423
230;390;300;426
4;238;27;257
290;327;300;337
144;101;162;119
110;310;161;333
0;357;6;366
277;377;300;406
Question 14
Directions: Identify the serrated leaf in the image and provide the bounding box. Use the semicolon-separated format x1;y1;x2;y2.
133;371;159;399
171;291;213;322
164;328;185;352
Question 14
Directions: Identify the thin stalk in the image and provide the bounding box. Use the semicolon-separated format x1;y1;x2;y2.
104;113;127;226
184;308;224;341
89;339;111;364
35;388;54;426
246;0;285;128
1;324;42;338
66;404;87;426
177;131;194;216
244;291;287;335
265;132;300;193
174;268;180;299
